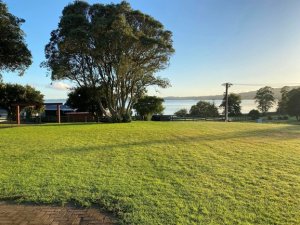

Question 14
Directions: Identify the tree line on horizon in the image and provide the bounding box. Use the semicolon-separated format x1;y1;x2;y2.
174;86;300;121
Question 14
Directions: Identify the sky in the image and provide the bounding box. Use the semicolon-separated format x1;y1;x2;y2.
2;0;300;99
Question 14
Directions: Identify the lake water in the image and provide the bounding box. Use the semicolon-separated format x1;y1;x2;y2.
45;99;277;115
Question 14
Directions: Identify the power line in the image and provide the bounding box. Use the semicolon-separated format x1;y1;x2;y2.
232;83;300;86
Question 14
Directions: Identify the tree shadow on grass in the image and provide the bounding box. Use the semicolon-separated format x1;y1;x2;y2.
53;125;300;155
0;122;105;129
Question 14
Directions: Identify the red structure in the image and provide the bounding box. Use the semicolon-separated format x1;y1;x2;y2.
65;112;94;122
12;103;63;125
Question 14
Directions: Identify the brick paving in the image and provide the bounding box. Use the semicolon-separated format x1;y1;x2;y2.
0;202;116;225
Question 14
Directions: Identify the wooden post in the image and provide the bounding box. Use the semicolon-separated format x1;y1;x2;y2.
57;104;61;123
16;105;20;125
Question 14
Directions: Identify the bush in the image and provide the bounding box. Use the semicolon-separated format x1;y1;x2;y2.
248;109;260;120
189;101;219;118
174;108;188;117
133;96;164;121
151;115;172;121
99;116;113;123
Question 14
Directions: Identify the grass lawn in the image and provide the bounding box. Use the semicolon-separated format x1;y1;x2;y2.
0;122;299;224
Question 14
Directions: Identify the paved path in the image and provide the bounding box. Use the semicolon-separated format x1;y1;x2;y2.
0;202;116;225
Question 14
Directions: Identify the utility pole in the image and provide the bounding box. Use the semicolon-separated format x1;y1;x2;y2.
222;83;232;122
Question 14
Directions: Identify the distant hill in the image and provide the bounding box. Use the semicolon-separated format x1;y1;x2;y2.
164;86;300;101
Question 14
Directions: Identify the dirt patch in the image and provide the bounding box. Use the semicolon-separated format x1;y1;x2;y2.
0;201;117;225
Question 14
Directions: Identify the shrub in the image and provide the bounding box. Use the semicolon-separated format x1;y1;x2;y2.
151;115;172;121
248;109;260;120
189;101;219;118
133;96;164;121
174;109;188;117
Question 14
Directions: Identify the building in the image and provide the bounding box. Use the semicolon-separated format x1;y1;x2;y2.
42;104;75;122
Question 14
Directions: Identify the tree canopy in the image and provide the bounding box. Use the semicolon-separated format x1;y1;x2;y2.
0;83;44;119
43;1;174;122
190;101;219;118
0;0;32;78
286;88;300;121
248;109;260;120
66;86;107;116
133;96;164;120
220;93;242;116
174;108;188;117
255;86;275;114
277;86;290;115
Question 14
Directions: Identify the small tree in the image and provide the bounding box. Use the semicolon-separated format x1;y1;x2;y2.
255;86;275;114
133;96;164;120
286;88;300;121
220;93;242;116
190;101;219;118
66;86;106;117
248;109;260;120
0;83;44;119
0;1;32;78
174;108;188;117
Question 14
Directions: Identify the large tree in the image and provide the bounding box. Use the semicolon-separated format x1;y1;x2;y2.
0;83;44;119
190;101;219;118
133;96;164;121
43;1;174;122
255;86;275;114
220;93;242;116
0;1;32;78
286;88;300;121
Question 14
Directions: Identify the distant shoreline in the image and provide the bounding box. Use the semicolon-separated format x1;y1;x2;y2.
45;86;299;102
163;96;254;100
164;96;227;101
164;86;299;101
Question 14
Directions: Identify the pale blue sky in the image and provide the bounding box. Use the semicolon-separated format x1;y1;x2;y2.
3;0;300;99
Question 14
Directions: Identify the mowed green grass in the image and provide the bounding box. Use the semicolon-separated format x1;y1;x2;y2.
0;122;299;224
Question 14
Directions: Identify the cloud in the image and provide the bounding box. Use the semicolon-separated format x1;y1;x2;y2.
47;82;71;91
